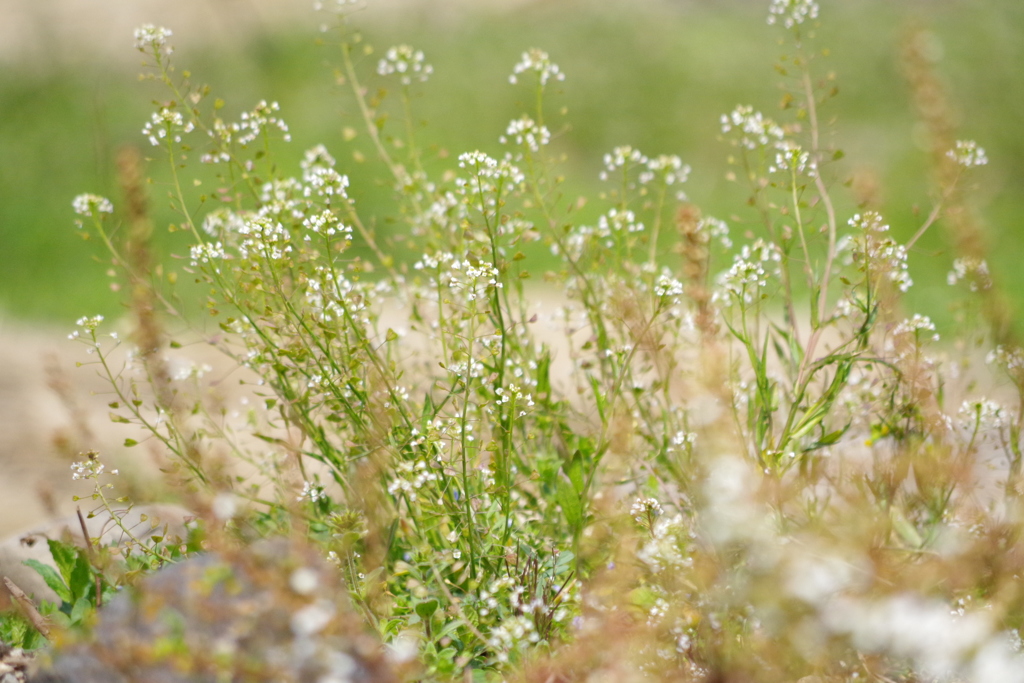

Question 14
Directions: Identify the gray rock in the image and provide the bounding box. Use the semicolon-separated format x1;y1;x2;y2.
28;539;396;683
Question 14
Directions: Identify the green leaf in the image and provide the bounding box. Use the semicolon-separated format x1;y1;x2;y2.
23;560;71;604
68;551;94;603
556;479;583;531
124;438;139;447
563;450;585;496
414;598;439;621
108;412;130;424
47;539;78;587
69;596;92;625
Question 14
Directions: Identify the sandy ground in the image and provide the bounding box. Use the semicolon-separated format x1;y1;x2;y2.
0;0;549;67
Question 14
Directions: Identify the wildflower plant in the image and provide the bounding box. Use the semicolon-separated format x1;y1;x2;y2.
22;1;1024;682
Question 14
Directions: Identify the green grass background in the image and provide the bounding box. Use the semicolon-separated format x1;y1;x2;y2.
1;0;1020;332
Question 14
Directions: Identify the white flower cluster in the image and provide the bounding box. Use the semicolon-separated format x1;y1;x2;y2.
958;398;1005;434
377;45;433;85
599;145;647;182
713;239;782;306
237;214;293;261
671;430;697;450
133;24;173;54
640;154;691;187
637;513;691;572
73;315;104;333
142;108;194;146
235;100;291;146
630;497;663;524
987;345;1024;373
892;314;939;342
298;481;326;503
72;194;113;218
202;207;248;237
450;260;503;302
654;272;685;299
843;211;913;292
597;208;644;237
189;241;227;268
947;256;992;291
306;266;372;324
767;0;820;28
947;140;988;168
489;615;540;663
456;151;525;207
822;594;1024;682
303;209;352;244
500;116;551;153
71;457;116;481
770;139;816;178
509;48;565;86
720;105;784;150
598;146;690;191
493;383;535;418
387;460;439;502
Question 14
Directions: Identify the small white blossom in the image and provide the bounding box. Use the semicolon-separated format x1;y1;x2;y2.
298;481;326;503
767;0;820;28
142;108;194;146
500;116;551;152
377;45;433;85
71;457;107;481
947;140;988;168
721;105;784;150
893;314;939;342
947;256;992;291
72;194;113;218
133;24;173;54
509;48;565;86
599;145;647;182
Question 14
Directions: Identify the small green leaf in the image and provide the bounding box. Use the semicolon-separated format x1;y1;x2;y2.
47;540;77;586
556;479;583;531
415;598;439;621
108;412;130;424
563;450;585;496
124;438;139;447
23;560;71;604
69;596;92;625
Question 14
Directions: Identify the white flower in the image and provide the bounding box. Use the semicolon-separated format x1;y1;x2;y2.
500;116;551;152
133;24;173;54
947;256;992;291
947;140;988;168
377;45;433;85
509;48;565;86
599;145;647;181
70;457;107;481
630;497;663;524
298;481;326;503
893;314;939;342
190;241;227;267
72;194;113;218
720;105;784;150
142;108;194;146
713;239;783;306
767;0;820;28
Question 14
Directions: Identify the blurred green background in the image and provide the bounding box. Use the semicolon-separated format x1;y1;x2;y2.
0;0;1020;330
